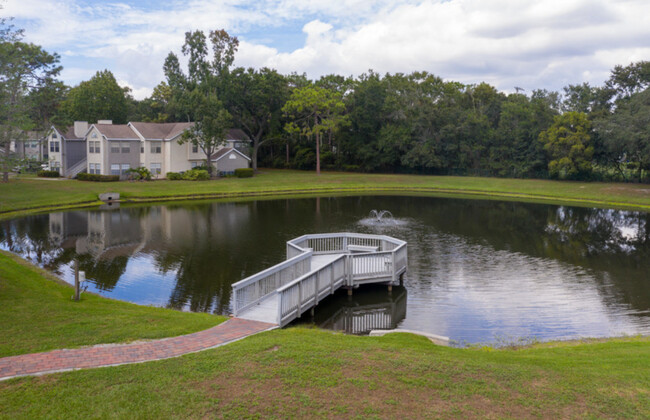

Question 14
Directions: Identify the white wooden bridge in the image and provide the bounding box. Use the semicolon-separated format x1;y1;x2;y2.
231;233;408;327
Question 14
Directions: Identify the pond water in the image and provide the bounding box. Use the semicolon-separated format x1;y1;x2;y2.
2;195;649;344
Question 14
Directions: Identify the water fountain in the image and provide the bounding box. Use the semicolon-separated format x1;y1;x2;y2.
359;210;406;226
369;209;394;223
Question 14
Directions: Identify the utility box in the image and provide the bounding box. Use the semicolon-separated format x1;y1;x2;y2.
99;192;120;202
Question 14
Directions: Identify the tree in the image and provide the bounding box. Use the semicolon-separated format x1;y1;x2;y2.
226;67;288;171
0;22;61;181
539;112;593;179
62;70;128;123
177;89;232;176
282;85;347;174
595;89;650;181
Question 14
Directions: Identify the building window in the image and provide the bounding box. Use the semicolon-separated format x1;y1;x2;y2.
52;133;57;139
91;132;98;138
229;153;237;160
150;163;161;175
111;142;120;153
50;141;59;153
89;163;101;174
192;144;198;153
140;145;144;153
111;164;120;175
191;161;199;168
121;164;130;174
150;141;162;154
89;141;100;153
121;141;130;153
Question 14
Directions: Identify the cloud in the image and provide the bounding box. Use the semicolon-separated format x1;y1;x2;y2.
4;0;650;99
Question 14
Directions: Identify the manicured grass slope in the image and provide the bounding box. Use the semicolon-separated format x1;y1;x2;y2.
0;251;225;357
4;170;650;218
1;329;648;418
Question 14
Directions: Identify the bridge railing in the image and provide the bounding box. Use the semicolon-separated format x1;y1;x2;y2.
232;251;313;316
276;254;347;326
286;232;405;255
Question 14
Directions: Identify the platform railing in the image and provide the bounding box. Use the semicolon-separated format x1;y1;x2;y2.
232;251;312;316
276;255;347;326
234;233;407;325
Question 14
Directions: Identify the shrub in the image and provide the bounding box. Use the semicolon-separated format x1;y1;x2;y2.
234;168;254;178
77;173;119;182
37;170;60;178
181;169;210;181
166;172;182;180
126;167;152;181
342;164;360;172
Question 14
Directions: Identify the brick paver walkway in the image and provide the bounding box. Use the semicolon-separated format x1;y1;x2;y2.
0;318;276;381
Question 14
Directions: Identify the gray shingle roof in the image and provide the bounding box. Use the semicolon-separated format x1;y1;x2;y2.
94;124;139;139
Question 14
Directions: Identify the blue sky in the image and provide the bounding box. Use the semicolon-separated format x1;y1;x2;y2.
4;0;650;99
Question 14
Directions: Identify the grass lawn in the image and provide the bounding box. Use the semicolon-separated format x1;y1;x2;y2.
0;328;648;418
3;169;650;218
0;251;225;357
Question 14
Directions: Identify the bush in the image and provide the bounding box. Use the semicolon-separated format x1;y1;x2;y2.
234;168;254;178
166;172;182;180
77;173;120;182
126;167;152;181
181;169;210;181
37;170;60;178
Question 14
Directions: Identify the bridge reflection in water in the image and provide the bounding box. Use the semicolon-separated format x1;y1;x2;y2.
303;285;407;335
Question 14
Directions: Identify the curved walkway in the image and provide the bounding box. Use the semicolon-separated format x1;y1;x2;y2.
0;318;276;381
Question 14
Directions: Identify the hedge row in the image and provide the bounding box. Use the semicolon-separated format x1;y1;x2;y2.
37;170;60;178
166;169;210;181
77;173;120;182
234;168;254;178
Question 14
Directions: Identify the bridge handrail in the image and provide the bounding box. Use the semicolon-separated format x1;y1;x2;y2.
276;254;348;326
286;232;406;255
232;250;313;316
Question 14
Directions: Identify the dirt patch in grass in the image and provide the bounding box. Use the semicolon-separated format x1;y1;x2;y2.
188;349;575;419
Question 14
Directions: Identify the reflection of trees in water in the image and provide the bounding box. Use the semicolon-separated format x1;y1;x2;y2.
2;196;650;317
364;196;650;313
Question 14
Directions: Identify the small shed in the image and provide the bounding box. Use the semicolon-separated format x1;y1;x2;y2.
212;148;251;175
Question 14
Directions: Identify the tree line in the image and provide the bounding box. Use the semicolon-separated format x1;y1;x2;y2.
2;22;650;181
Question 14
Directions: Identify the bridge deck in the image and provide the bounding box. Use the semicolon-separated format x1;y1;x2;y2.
238;254;344;324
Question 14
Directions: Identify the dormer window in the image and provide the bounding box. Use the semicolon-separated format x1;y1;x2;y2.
52;133;57;139
91;132;98;138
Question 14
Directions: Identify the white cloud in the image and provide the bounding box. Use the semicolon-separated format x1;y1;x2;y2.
4;0;650;99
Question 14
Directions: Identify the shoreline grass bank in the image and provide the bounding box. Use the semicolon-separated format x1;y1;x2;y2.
3;170;650;220
0;251;226;358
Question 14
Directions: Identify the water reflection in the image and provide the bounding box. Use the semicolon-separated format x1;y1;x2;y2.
1;195;649;343
299;285;408;335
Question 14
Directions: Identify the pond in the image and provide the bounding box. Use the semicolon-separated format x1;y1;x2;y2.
2;195;649;345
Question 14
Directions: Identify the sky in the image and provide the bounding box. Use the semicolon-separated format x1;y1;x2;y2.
3;0;650;99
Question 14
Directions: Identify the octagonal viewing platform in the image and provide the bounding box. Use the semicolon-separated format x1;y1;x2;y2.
231;233;408;327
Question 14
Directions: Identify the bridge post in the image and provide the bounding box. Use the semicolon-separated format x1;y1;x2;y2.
297;281;302;318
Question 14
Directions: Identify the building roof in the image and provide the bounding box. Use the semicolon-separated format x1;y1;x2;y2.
54;126;83;140
129;122;194;140
211;147;251;162
227;129;250;142
94;124;139;140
